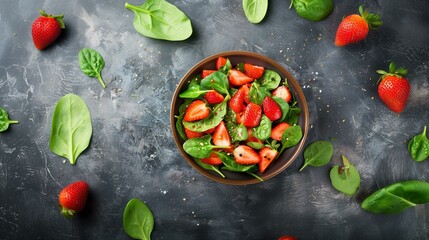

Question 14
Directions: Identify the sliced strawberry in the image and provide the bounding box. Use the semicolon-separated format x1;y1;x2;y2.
242;84;251;104
236;111;245;124
263;96;282;121
258;147;279;173
212;121;231;147
233;145;260;165
201;151;223;165
243;63;264;79
272;85;292;103
270;122;290;141
246;128;263;144
184;100;210;122
216;57;227;70
243;103;262;127
202;69;216;78
229;88;246;113
223;145;235;154
185;127;204;139
204;90;224;104
204;127;215;134
229;69;254;86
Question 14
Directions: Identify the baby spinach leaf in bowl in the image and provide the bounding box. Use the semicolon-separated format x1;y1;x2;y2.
50;94;92;165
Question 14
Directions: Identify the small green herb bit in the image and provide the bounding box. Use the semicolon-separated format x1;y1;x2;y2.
125;0;193;41
242;0;268;24
123;198;154;240
0;107;19;132
78;48;107;88
361;180;429;214
50;94;92;164
300;140;333;171
330;155;360;196
408;126;429;162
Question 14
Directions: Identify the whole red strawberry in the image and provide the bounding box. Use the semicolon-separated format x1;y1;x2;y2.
335;6;382;46
377;62;410;113
32;10;65;50
59;180;89;218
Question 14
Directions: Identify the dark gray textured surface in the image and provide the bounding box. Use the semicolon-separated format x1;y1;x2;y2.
1;0;429;239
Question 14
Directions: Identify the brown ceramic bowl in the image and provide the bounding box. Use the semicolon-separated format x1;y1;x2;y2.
170;51;309;185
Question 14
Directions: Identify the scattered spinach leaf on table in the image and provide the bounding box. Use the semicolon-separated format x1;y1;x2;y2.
361;180;429;214
291;0;334;22
125;0;193;41
330;155;360;196
123;198;154;240
78;48;107;88
408;126;429;162
0;107;19;132
50;94;92;165
242;0;268;24
299;140;333;171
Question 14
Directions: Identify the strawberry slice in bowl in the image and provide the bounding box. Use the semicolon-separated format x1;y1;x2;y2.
171;51;309;185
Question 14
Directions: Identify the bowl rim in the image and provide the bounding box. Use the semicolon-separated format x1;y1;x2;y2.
170;50;309;185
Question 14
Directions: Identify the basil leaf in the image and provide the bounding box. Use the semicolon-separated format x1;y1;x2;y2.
299;140;333;171
408;126;429;162
252;115;272;141
179;76;210;99
259;70;281;90
330;155;360;196
50;94;92;165
278;125;303;155
183;99;228;132
125;0;192;41
123;198;154;240
200;71;230;96
78;48;107;88
292;0;334;22
361;180;429;214
242;0;268;24
0;107;19;132
272;97;289;122
194;158;225;178
183;135;228;159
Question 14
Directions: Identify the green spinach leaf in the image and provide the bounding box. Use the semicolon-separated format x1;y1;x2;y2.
252;115;271;141
226;122;248;143
216;151;258;172
183;135;228;159
200;71;230;96
278;125;303;155
272;97;289;122
361;180;429;214
285;104;301;125
125;0;193;41
330;155;360;196
123;198;154;240
50;94;92;165
175;99;193;141
78;48;107;88
291;0;334;22
249;81;271;105
259;70;281;90
247;142;265;150
408;126;429;162
299;140;333;171
242;0;268;24
183;99;228;132
179;76;210;99
0;107;18;132
195;158;225;178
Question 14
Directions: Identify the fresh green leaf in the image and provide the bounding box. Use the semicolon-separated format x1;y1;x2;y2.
408;126;429;162
242;0;268;24
125;0;193;41
300;140;333;171
179;76;210;99
272;97;289;122
217;151;257;172
78;48;107;88
123;198;154;240
361;180;429;214
175;99;193;141
50;94;92;165
285;105;301;125
183;99;228;132
292;0;334;22
183;135;228;159
252;115;271;141
194;158;225;178
259;70;281;90
226;122;248;143
0;107;19;132
330;155;360;196
249;81;271;105
278;125;303;155
200;71;230;96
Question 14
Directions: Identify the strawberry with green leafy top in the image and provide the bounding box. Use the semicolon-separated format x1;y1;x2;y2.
376;62;410;113
32;10;65;50
335;6;382;47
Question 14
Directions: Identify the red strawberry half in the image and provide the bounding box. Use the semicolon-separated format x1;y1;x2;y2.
201;151;223;165
229;69;254;86
185;127;204;139
243;63;264;79
258;147;279;173
205;90;224;104
243;103;262;127
32;10;65;50
184;100;210;122
59;181;89;218
216;57;227;70
263;96;282;121
271;122;290;141
202;70;216;78
229;87;246;113
233;145;261;165
272;85;292;103
212;121;231;147
377;62;410;113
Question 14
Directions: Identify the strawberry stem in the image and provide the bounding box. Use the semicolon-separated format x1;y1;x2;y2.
376;61;408;84
359;5;383;29
39;10;65;29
